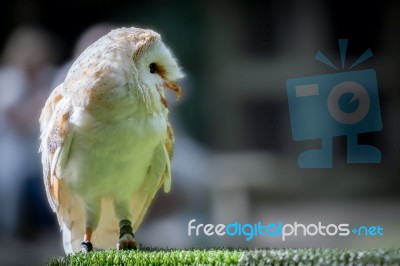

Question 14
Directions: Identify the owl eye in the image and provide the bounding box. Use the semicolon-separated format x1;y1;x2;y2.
149;63;156;74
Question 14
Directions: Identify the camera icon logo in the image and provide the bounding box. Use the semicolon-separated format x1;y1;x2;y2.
286;40;382;168
328;81;370;125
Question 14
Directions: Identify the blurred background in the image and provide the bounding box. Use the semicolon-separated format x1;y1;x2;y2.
1;0;399;264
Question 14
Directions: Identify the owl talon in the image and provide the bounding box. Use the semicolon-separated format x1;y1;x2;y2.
117;220;138;250
117;233;138;250
80;241;93;253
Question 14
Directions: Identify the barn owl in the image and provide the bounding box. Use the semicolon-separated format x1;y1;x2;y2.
39;27;183;254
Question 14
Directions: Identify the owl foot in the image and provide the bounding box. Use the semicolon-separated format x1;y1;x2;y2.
117;219;138;250
117;233;138;250
80;241;93;253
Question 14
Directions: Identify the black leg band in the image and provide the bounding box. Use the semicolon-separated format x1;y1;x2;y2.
119;219;134;239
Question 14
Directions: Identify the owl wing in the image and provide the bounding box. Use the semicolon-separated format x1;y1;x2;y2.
130;123;174;231
39;83;73;220
162;122;174;192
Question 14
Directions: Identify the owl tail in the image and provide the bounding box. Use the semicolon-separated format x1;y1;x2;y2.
58;184;85;254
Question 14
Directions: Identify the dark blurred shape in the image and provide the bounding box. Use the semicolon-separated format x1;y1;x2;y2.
0;26;57;237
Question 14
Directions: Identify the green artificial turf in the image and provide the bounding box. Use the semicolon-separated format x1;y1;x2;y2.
47;249;242;266
48;248;400;266
242;248;400;265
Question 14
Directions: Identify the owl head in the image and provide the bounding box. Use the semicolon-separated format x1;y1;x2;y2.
64;27;183;118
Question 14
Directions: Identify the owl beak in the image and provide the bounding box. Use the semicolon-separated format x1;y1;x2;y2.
164;81;182;100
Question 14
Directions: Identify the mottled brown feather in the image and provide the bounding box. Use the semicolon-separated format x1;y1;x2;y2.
165;123;175;160
164;80;182;100
39;83;71;214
